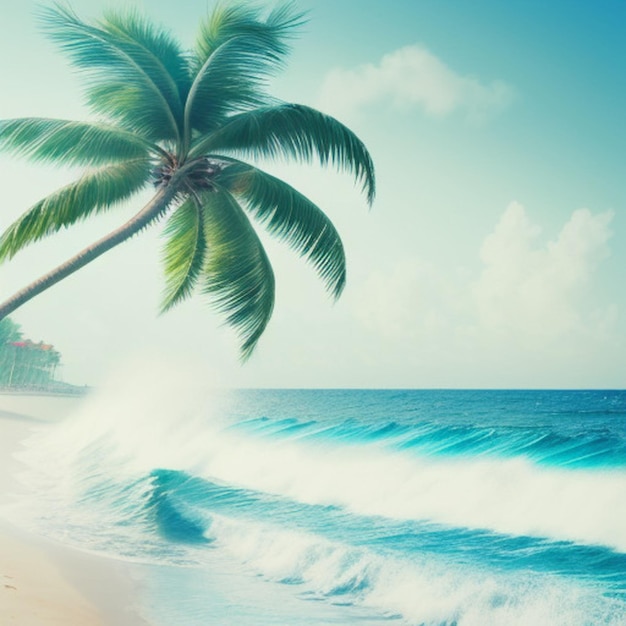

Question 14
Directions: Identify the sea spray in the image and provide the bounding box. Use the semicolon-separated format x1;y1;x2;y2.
7;357;216;560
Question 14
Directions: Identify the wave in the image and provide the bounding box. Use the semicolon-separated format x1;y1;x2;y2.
10;387;626;552
6;383;626;625
143;471;626;625
203;516;626;626
229;415;626;469
150;470;626;591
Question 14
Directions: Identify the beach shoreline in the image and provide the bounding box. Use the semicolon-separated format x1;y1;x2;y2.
0;393;149;626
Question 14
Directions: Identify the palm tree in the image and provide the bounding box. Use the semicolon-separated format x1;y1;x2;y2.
0;317;22;346
0;3;375;358
0;318;23;387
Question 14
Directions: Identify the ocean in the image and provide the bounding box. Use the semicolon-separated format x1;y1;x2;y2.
7;388;626;625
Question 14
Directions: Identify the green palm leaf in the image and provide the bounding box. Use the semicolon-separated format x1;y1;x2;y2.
190;104;376;204
84;83;178;143
0;118;158;165
201;190;275;359
160;197;207;312
195;3;302;67
188;3;304;136
102;8;192;99
185;37;279;139
219;160;346;297
0;159;151;261
40;4;185;141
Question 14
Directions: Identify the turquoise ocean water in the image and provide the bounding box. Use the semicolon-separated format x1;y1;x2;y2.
8;389;626;625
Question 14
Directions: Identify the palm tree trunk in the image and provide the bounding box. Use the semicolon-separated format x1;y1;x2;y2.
0;185;179;320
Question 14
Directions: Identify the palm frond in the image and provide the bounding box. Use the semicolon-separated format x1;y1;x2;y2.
188;3;304;136
191;104;376;204
101;8;192;99
0;118;158;165
160;197;207;312
201;190;275;359
0;159;152;261
195;2;303;67
39;4;186;141
184;37;279;139
84;83;177;142
219;160;346;297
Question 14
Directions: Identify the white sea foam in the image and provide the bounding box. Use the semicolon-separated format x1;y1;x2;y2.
193;426;626;553
208;515;626;626
11;371;626;555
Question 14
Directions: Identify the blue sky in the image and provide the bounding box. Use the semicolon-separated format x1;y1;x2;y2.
0;1;624;388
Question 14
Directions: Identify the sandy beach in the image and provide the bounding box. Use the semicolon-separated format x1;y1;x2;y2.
0;392;148;625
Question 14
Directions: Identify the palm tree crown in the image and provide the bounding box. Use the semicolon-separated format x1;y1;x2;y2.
0;3;375;358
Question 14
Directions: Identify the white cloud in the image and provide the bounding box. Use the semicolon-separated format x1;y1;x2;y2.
348;202;617;386
354;202;614;346
472;202;614;339
318;45;514;121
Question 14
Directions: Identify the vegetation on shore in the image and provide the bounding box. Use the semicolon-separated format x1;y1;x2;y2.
0;318;66;391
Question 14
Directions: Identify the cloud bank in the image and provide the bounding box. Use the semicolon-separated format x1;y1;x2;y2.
318;45;514;121
473;203;613;339
352;203;616;385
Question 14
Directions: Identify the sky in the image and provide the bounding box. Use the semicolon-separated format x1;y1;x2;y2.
0;0;624;389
